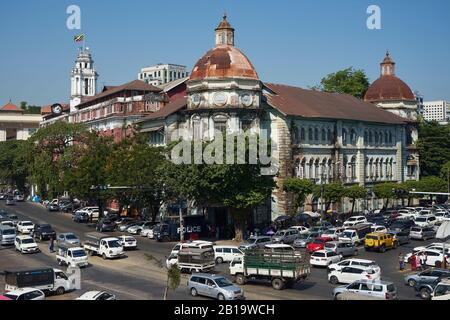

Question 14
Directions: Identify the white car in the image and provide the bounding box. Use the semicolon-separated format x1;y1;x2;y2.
14;235;40;254
310;250;341;267
322;227;346;240
16;221;34;234
289;226;309;234
328;258;381;274
140;225;153;237
370;225;388;233
76;291;116;300
435;211;450;223
343;216;367;228
74;207;99;219
404;249;450;267
127;222;153;235
3;288;45;300
213;246;244;264
117;235;137;249
328;265;381;284
414;215;437;227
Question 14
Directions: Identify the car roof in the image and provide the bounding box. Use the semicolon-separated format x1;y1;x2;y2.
265;244;293;248
16;235;33;240
80;291;103;298
357;279;394;285
343;258;375;263
6;287;43;295
214;245;239;249
190;273;226;280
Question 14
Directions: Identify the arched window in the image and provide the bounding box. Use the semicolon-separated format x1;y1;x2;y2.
369;131;373;143
327;128;332;143
384;132;389;145
364;131;368;144
350;129;357;144
342;129;347;146
375;132;379;144
308;128;313;141
389;132;393;144
314;128;319;141
300;128;305;142
321;129;326;141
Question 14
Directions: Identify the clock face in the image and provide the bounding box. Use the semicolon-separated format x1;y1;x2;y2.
51;104;63;115
241;94;253;107
213;92;228;107
191;94;201;107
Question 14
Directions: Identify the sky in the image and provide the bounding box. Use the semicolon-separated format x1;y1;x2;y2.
0;0;449;106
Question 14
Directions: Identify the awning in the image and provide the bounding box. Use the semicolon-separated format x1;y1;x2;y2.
436;221;450;240
140;126;164;133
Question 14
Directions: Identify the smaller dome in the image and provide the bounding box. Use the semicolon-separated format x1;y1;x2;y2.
190;46;259;81
365;75;415;102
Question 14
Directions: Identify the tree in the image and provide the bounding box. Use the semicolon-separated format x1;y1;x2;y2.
313;183;345;213
20;101;41;115
0;140;29;192
312;67;370;99
417;121;450;177
283;178;314;214
145;254;181;300
344;185;368;216
399;180;421;206
440;161;450;193
373;183;397;209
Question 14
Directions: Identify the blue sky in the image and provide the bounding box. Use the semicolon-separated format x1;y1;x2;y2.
1;0;449;106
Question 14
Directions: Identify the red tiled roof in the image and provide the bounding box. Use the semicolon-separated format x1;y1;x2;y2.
265;83;406;124
137;96;187;121
78;80;162;108
364;75;416;103
41;103;69;115
1;102;23;112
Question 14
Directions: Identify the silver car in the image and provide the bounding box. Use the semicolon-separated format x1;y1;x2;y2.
239;236;272;250
324;241;358;258
272;229;299;244
293;232;320;248
410;226;435;240
333;279;398;300
57;233;81;245
188;274;245;300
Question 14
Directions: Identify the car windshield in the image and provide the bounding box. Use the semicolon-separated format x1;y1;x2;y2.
72;249;87;257
22;222;33;226
297;234;308;240
275;231;285;236
3;294;17;300
41;225;53;231
342;231;354;238
415;217;427;222
411;227;421;232
312;239;324;244
215;277;233;288
366;235;378;240
8;215;17;220
324;243;335;249
108;240;121;248
3;229;15;235
66;234;77;240
22;238;35;244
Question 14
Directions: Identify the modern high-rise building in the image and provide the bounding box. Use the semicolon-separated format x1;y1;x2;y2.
423;100;449;123
138;64;188;86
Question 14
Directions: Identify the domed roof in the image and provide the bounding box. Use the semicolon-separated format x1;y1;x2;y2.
364;75;415;102
190;46;259;81
364;52;415;103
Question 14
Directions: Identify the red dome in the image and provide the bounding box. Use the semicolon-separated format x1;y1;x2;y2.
364;75;415;102
190;46;259;81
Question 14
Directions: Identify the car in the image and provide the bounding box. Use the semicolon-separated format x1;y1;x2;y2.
76;291;116;300
306;237;333;254
239;236;272;250
309;226;330;235
310;250;341;267
117;235;137;250
5;195;15;205
3;288;45;300
413;277;443;300
293;232;320;248
116;217;135;226
404;268;450;287
328;258;381;274
366;214;387;224
14;194;25;202
188;274;245;300
364;233;398;252
32;223;56;241
57;233;80;245
332;280;397;300
14;235;40;254
59;202;75;213
96;219;116;232
263;243;300;257
147;224;160;239
214;246;244;264
0;220;15;228
73;211;89;223
321;227;346;240
414;215;437;227
140;225;155;237
324;241;358;258
170;240;214;256
410;226;436;240
370;225;388;233
0;193;7;200
431;278;450;300
74;207;99;220
16;221;34;234
288;225;309;234
404;249;450;268
127;221;153;235
3;213;19;226
389;230;410;245
118;221;139;232
271;229;299;244
343;216;367;228
47;203;60;212
328;265;381;284
389;219;416;233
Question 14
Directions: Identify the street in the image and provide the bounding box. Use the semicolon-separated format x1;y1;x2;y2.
0;201;437;300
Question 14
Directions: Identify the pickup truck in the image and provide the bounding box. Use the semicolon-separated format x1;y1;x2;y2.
4;267;76;295
166;247;215;273
83;232;124;260
56;242;89;267
229;248;310;290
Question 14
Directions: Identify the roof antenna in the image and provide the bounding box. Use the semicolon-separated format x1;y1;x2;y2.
223;9;227;20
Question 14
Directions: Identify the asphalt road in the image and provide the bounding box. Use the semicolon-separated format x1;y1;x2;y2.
0;200;441;300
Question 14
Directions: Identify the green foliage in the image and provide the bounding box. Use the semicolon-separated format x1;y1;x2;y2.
144;253;181;300
373;183;397;199
20;101;41;115
415;176;446;193
0;140;29;191
313;67;370;99
283;178;314;214
345;185;368;200
313;183;345;203
417;121;450;177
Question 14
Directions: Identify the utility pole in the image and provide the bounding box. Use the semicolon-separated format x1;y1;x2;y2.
179;200;184;242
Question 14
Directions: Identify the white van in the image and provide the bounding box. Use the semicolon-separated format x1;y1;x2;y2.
213;246;243;264
0;225;16;245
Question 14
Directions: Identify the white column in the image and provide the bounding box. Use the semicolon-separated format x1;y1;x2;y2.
0;129;6;142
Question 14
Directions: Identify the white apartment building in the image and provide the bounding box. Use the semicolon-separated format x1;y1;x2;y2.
423;100;449;122
138;64;188;86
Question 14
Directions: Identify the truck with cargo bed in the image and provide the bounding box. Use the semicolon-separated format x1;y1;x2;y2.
56;242;89;267
83;232;124;260
166;246;215;273
229;249;311;290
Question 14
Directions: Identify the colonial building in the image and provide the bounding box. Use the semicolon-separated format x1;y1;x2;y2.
138;15;420;226
0;102;42;141
138;63;189;86
70;48;99;111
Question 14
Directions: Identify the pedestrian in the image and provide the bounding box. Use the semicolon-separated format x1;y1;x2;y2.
409;254;417;271
49;235;55;253
398;252;405;271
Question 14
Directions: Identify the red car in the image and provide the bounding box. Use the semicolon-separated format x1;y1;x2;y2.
306;237;333;253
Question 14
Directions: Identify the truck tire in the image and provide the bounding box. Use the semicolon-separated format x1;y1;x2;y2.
271;278;285;290
88;250;94;256
235;274;246;285
56;287;65;295
215;257;224;264
420;288;431;300
329;276;339;285
102;253;107;260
